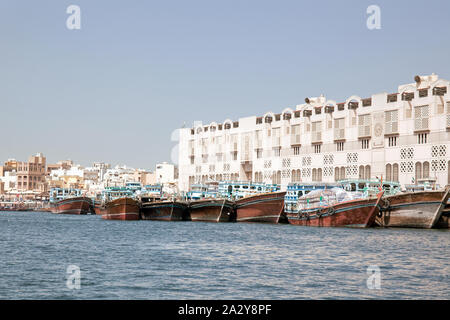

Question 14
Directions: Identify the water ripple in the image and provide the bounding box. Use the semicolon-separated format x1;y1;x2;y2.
0;211;448;299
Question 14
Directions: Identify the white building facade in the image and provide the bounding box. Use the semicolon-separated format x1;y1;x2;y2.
178;74;450;191
155;162;175;184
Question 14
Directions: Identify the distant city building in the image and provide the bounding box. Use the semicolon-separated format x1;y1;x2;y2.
0;171;17;192
93;162;111;181
46;159;73;174
155;162;175;184
1;153;175;197
16;153;47;193
103;165;137;187
178;74;450;191
144;172;157;185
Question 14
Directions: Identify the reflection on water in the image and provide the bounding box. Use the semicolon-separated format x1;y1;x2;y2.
0;211;448;299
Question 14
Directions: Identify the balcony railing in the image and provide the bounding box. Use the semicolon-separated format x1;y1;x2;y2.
387;94;398;103
348;101;358;110
401;92;414;101
418;89;429;98
433;87;447;96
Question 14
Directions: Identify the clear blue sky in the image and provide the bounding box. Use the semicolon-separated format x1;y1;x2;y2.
1;0;449;169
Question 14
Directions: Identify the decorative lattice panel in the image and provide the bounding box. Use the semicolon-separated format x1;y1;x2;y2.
385;110;398;134
440;159;447;171
400;148;414;159
447;102;450;127
302;157;311;166
414;105;429;130
264;160;272;169
209;165;215;172
431;159;447;172
223;163;230;171
324;167;333;177
358;114;371;136
302;168;311;178
346;153;358;163
323;154;334;165
431;145;447;158
263;171;272;181
282;170;291;179
400;161;414;173
282;158;291;168
346;165;358;177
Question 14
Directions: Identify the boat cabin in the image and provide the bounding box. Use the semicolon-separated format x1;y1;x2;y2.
338;179;400;196
49;188;83;203
404;178;440;192
186;184;218;200
284;182;340;213
218;181;280;199
101;187;134;202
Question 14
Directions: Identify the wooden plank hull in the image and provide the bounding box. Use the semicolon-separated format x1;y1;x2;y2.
434;198;450;228
94;205;107;215
375;189;450;228
287;192;383;228
189;199;235;222
102;197;140;221
436;200;450;228
235;192;286;223
51;197;92;215
141;201;188;221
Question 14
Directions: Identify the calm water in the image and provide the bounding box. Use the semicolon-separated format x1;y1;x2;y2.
0;210;449;299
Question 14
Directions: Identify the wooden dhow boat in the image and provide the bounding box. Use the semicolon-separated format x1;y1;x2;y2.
102;197;140;221
286;188;384;228
375;187;450;228
188;198;235;222
235;191;287;223
49;188;92;215
140;194;189;221
51;197;92;215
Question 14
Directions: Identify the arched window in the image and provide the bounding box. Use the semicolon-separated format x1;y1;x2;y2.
386;164;392;181
312;168;317;181
317;168;322;182
393;163;399;182
335;167;340;181
291;170;295;182
448;161;450;184
359;165;365;179
365;165;371;180
423;161;430;179
340;167;346;180
415;162;423;182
